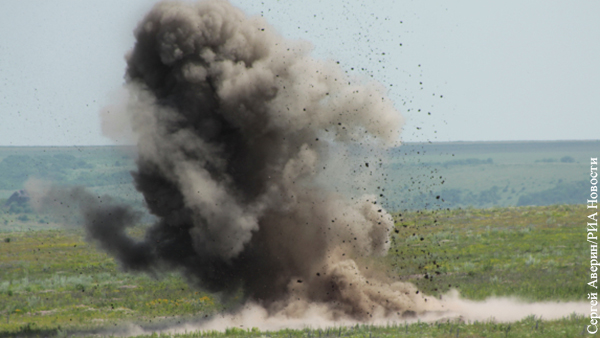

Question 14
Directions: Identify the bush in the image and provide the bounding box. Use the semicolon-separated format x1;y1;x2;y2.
517;180;586;206
560;156;575;163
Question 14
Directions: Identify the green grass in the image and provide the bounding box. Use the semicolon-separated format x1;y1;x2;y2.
74;315;599;337
0;228;224;337
0;204;592;337
0;316;591;338
382;140;597;209
388;204;587;301
0;146;138;203
2;141;597;209
146;314;590;337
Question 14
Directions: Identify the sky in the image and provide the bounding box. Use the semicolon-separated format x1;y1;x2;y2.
0;0;598;146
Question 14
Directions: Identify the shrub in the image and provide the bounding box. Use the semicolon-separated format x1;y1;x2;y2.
560;156;575;163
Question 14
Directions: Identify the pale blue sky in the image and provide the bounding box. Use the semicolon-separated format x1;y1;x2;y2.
1;0;598;146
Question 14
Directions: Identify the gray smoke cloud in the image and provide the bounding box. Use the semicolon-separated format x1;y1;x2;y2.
35;0;449;321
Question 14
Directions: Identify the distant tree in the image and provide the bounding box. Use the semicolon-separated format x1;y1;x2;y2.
560;156;575;163
517;180;586;206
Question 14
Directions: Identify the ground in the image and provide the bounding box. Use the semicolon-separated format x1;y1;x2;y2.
0;204;590;337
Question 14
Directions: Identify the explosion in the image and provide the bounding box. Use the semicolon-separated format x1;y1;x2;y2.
35;0;447;322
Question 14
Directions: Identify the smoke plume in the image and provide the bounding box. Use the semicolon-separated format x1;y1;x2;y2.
38;0;448;321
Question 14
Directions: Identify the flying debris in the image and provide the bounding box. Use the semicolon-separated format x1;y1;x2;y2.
31;0;451;321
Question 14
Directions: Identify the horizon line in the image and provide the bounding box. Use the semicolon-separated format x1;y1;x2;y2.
0;139;598;148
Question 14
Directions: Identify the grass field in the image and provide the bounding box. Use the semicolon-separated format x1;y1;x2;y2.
1;141;597;210
0;204;590;337
382;140;597;209
389;204;587;301
0;142;594;336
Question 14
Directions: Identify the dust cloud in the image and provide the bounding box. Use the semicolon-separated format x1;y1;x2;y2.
36;0;442;321
112;0;420;319
89;292;589;337
27;0;588;332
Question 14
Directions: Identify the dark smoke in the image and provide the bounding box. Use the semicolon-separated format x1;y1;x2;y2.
36;0;448;321
27;184;153;269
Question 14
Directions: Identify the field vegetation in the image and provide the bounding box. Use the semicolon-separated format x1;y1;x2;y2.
383;140;597;210
0;204;589;337
389;204;586;301
1;141;597;212
0;142;593;336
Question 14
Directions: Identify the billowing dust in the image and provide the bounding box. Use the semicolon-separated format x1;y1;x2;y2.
26;0;588;333
87;293;589;337
37;0;429;320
